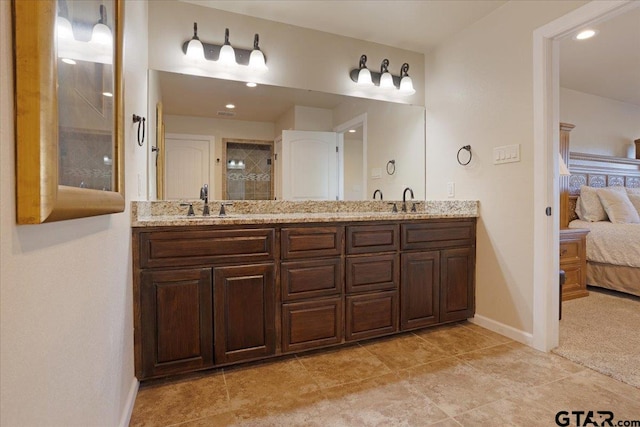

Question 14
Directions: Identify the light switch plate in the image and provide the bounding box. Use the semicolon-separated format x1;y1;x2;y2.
493;144;520;164
447;182;455;198
371;168;382;179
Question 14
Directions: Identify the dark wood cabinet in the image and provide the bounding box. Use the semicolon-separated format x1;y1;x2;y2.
134;218;476;380
213;263;276;364
282;297;343;352
440;247;475;322
400;251;440;330
139;268;213;378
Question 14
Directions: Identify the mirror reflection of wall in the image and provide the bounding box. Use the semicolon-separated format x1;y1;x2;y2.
148;70;425;201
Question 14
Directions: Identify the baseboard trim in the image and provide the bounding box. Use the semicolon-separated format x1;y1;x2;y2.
470;314;533;346
118;377;140;427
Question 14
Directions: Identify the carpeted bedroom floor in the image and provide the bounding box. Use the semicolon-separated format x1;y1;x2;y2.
553;287;640;389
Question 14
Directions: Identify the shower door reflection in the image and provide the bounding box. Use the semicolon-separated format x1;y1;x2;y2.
223;139;274;200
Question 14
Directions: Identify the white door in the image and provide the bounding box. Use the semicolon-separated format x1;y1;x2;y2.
281;130;338;200
165;136;210;200
274;136;283;200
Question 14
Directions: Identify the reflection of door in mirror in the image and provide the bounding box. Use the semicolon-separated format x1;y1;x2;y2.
222;139;274;200
164;134;213;200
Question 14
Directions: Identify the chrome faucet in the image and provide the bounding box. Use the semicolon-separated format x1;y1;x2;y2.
372;189;383;200
200;184;210;216
402;187;416;212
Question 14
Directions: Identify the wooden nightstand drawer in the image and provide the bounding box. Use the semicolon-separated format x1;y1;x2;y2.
559;228;589;301
559;241;581;262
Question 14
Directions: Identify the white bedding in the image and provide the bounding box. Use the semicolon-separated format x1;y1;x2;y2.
569;220;640;268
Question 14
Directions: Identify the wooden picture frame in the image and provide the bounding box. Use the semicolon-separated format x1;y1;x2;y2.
13;0;124;224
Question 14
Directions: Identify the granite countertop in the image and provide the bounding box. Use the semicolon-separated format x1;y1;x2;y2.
131;200;478;227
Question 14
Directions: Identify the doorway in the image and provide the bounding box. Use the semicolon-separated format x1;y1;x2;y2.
221;138;274;200
532;1;639;351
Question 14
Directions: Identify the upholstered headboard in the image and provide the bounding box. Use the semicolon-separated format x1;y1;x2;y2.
563;152;640;225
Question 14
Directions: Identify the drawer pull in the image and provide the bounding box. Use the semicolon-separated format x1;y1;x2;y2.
560;248;568;256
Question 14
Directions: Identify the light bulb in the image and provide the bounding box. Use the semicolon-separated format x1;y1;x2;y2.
249;49;268;72
399;76;415;95
218;44;236;66
56;16;74;40
357;68;374;87
91;23;112;47
379;72;395;90
186;38;205;60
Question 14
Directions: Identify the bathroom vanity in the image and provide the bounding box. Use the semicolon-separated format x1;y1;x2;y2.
132;201;478;380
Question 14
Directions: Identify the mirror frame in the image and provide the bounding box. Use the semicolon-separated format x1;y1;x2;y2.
13;0;125;224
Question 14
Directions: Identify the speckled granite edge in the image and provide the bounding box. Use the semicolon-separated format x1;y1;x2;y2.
131;200;478;227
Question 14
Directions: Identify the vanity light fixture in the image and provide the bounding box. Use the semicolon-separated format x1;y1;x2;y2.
350;55;415;96
182;23;268;72
56;4;113;64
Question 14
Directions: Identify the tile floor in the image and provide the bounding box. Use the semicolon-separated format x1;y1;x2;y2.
130;321;640;426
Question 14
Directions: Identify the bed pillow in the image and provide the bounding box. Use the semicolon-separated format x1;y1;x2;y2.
578;186;608;222
575;196;583;220
597;187;640;224
629;194;640;215
626;187;640;196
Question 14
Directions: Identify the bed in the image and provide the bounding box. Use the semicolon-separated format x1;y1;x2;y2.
560;143;640;297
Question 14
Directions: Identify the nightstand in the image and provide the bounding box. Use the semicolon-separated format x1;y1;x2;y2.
559;228;589;301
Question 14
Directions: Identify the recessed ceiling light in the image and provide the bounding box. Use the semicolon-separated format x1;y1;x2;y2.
61;58;76;65
102;92;113;97
246;82;257;88
348;129;356;133
225;103;235;109
574;29;598;40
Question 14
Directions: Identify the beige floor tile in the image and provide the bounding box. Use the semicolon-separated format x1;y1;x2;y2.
297;344;392;389
522;372;640;422
457;343;578;389
224;358;320;406
398;357;513;416
231;390;327;426
572;368;640;402
454;397;560;426
172;411;237;427
416;323;504;355
317;373;450;426
460;322;513;344
361;333;451;371
427;419;463;427
129;372;229;427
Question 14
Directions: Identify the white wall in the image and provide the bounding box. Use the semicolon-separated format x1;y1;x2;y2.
344;137;365;200
425;0;585;335
560;87;640;157
293;106;333;131
0;1;148;425
147;69;162;199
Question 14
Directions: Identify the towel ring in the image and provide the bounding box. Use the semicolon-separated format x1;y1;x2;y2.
386;160;396;175
457;145;472;166
133;114;146;146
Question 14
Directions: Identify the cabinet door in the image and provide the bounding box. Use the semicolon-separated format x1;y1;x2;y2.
440;247;475;322
140;268;213;379
346;291;398;341
282;297;343;353
214;264;275;364
400;252;439;330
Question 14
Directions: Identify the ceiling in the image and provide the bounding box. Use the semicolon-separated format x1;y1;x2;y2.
172;1;640;112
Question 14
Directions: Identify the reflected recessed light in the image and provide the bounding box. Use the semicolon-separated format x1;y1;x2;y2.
102;92;113;97
348;129;356;133
226;103;235;109
246;82;257;88
574;29;598;40
61;58;76;65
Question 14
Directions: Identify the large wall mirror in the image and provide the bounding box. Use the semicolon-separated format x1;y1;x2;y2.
14;0;124;224
149;70;425;202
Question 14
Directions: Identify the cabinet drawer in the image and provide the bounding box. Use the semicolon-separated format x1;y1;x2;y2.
346;224;398;254
282;258;343;301
346;254;399;294
139;229;274;268
281;226;344;260
560;263;588;301
282;297;343;353
401;221;475;251
345;291;398;341
559;241;582;263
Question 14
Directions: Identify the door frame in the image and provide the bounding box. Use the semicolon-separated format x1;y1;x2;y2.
334;113;368;200
532;0;637;351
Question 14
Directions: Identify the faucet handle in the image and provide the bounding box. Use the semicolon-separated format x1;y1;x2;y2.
180;203;195;217
387;202;398;213
411;202;417;213
219;202;233;217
